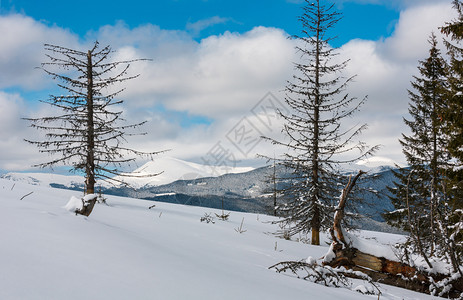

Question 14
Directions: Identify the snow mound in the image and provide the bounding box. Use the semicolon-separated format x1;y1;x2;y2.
344;231;398;261
64;196;83;212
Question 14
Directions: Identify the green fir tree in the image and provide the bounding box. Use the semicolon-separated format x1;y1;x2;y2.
385;34;448;267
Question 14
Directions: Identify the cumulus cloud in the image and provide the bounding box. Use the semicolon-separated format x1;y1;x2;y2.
338;1;455;162
0;1;457;171
0;92;44;170
114;26;295;119
0;14;80;90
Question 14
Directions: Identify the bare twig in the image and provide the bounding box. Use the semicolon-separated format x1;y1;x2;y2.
235;217;247;233
20;191;33;200
200;213;215;224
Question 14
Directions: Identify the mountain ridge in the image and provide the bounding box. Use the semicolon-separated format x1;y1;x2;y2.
0;156;401;233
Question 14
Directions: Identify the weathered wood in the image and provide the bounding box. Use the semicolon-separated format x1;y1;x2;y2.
332;171;365;245
324;172;463;298
328;171;429;281
332;247;428;281
351;251;383;272
349;265;430;295
382;258;427;281
76;196;97;217
329;248;463;297
329;171;423;276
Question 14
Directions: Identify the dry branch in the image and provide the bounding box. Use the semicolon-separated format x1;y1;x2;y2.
19;191;33;200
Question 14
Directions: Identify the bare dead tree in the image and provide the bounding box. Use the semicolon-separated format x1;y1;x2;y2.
24;41;166;215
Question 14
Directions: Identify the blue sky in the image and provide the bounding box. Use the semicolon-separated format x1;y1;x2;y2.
0;0;455;172
1;0;399;46
0;0;399;127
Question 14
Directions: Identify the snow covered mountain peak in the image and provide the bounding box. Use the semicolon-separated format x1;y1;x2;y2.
357;156;400;168
341;156;404;174
114;156;255;188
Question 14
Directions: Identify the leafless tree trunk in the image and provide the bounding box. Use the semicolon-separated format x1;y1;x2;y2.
24;41;167;216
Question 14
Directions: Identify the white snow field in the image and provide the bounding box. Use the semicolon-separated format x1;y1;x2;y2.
0;178;438;300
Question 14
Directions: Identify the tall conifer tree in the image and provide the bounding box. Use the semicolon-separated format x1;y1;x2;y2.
264;0;375;245
440;0;463;272
385;34;448;265
442;0;463;200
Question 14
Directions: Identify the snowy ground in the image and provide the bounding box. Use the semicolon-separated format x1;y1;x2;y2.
0;178;440;299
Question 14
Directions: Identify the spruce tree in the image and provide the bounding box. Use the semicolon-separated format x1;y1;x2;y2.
385;34;449;266
264;0;376;245
442;0;463;198
440;0;463;272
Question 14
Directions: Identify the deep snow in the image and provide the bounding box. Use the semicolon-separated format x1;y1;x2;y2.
0;178;440;299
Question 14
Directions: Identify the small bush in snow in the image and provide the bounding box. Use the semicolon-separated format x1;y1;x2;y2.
235;218;247;233
200;213;215;224
215;211;230;221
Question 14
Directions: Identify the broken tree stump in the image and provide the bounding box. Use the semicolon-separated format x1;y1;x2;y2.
76;194;98;217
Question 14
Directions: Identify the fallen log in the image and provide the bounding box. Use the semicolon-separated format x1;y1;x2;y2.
324;171;463;298
328;244;426;280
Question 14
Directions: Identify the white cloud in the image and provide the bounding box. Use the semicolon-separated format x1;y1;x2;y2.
0;14;79;90
111;25;295;119
338;1;455;162
380;3;454;61
186;16;231;36
0;92;44;170
0;1;457;171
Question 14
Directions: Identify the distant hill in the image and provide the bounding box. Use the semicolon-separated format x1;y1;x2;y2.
1;156;402;233
112;156;254;188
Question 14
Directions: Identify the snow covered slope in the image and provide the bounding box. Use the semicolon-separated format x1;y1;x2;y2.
357;156;400;168
114;156;254;188
344;155;403;173
0;178;437;300
1;172;84;188
1;156;254;189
